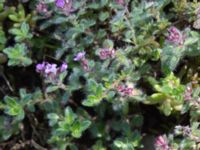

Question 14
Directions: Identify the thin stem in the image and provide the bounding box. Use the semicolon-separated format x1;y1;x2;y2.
124;6;137;45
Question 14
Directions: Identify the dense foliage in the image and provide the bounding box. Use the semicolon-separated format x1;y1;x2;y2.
0;0;200;149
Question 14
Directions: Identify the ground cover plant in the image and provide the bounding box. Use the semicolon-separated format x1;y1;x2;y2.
0;0;200;149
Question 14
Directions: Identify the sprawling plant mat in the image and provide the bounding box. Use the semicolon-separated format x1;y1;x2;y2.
0;0;199;149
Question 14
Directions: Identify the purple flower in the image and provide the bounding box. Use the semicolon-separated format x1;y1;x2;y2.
55;0;73;14
36;62;46;73
154;135;169;150
73;52;89;71
60;62;68;72
167;26;185;45
55;0;65;8
45;63;58;75
74;51;86;61
36;61;69;82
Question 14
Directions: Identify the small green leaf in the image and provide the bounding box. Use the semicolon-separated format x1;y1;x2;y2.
47;113;59;126
0;27;6;50
9;22;32;42
80;120;91;131
96;84;104;98
87;3;100;9
160;100;172;116
3;43;32;66
146;93;166;104
114;140;125;148
100;0;108;7
4;96;25;120
64;107;77;125
161;45;183;74
184;37;198;46
71;121;82;138
99;12;109;22
9;14;19;22
46;86;59;93
82;95;100;107
59;71;67;82
103;39;114;49
88;79;98;92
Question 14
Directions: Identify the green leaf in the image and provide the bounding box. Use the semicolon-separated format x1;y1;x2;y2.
96;84;104;98
71;120;90;138
100;0;108;7
69;145;79;150
4;96;25;120
55;122;70;135
80;120;91;131
107;91;116;101
160;100;172;116
68;68;83;90
9;14;19;22
184;37;198;46
0;27;6;50
64;107;77;125
19;88;27;99
80;19;96;30
82;95;100;107
9;22;32;42
88;79;98;92
21;22;29;34
145;93;166;104
19;89;32;105
114;140;126;149
103;39;114;49
3;43;32;66
87;3;100;9
59;71;67;82
47;113;59;126
185;44;200;57
46;86;59;93
99;12;109;22
161;46;183;74
71;121;82;138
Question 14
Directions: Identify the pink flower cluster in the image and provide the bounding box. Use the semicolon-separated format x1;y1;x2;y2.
117;85;133;96
36;2;48;13
167;26;185;45
116;0;125;5
36;62;67;79
99;48;115;60
36;2;52;17
154;135;169;150
184;86;192;101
